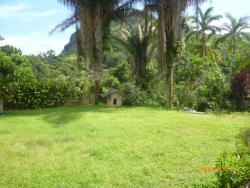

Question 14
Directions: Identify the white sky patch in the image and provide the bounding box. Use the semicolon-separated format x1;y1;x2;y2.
0;3;60;21
187;4;250;34
0;35;68;55
16;10;60;21
0;3;26;16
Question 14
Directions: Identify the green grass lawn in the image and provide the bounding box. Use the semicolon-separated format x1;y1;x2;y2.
0;106;249;187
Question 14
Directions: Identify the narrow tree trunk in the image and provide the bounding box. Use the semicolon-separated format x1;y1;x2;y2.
75;24;83;70
162;0;185;109
0;95;3;114
157;1;165;74
195;0;200;45
94;4;103;104
135;58;141;86
144;4;148;35
232;36;236;58
165;36;175;109
167;63;174;109
79;7;100;104
79;7;93;61
202;33;206;57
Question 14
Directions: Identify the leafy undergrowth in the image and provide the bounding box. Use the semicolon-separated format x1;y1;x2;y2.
0;105;249;187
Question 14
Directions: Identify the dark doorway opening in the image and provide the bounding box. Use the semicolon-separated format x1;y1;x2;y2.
113;99;117;105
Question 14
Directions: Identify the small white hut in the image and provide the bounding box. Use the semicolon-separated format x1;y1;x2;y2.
102;91;124;107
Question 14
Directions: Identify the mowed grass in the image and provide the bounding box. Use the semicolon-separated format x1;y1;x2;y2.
0;106;249;188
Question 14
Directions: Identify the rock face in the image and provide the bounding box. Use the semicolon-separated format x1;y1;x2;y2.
61;15;143;55
62;32;76;54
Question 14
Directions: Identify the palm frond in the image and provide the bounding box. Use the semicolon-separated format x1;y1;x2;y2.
49;12;78;34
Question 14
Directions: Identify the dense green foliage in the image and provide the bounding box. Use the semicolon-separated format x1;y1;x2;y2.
230;68;250;111
1;7;250;111
56;9;250;111
174;52;230;111
215;128;250;187
0;47;90;109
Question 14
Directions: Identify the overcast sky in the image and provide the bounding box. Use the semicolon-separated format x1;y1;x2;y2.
0;0;249;55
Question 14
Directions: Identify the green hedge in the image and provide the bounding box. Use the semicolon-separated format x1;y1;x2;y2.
7;80;83;109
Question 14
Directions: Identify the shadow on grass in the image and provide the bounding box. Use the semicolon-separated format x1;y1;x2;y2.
1;105;179;128
3;105;132;127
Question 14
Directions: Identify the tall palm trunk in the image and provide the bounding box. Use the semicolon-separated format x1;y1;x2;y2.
201;31;206;56
167;59;174;109
79;5;103;104
134;57;147;89
163;2;175;109
162;0;185;109
232;35;236;58
79;7;94;61
157;1;165;74
94;3;103;104
195;0;200;46
75;24;83;69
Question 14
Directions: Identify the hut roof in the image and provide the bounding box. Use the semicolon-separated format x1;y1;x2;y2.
0;90;4;95
0;90;8;98
102;90;125;98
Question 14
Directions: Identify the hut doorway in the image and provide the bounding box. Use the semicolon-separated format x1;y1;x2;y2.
113;99;117;105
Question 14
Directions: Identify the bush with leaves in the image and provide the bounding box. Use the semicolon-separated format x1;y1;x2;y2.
8;79;81;109
175;53;229;111
230;68;250;111
120;82;166;107
215;128;250;188
1;48;91;109
0;45;22;56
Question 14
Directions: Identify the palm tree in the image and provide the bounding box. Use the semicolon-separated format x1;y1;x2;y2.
218;14;250;56
57;0;135;104
161;0;210;108
113;20;156;89
193;0;207;43
189;7;222;56
140;1;165;74
139;0;207;108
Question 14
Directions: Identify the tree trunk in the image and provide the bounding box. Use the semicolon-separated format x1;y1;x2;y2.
79;7;101;104
0;95;3;114
165;36;175;109
79;7;93;61
202;32;206;57
144;4;148;35
167;63;174;109
162;0;185;109
157;1;165;74
134;56;148;89
195;0;200;45
75;24;83;70
94;4;103;104
232;35;236;58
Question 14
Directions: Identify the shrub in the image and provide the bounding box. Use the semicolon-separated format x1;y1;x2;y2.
175;53;229;111
103;75;121;90
7;79;84;109
1;48;91;109
174;82;198;109
230;68;250;111
0;45;22;56
110;62;131;83
215;128;250;187
121;83;166;106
